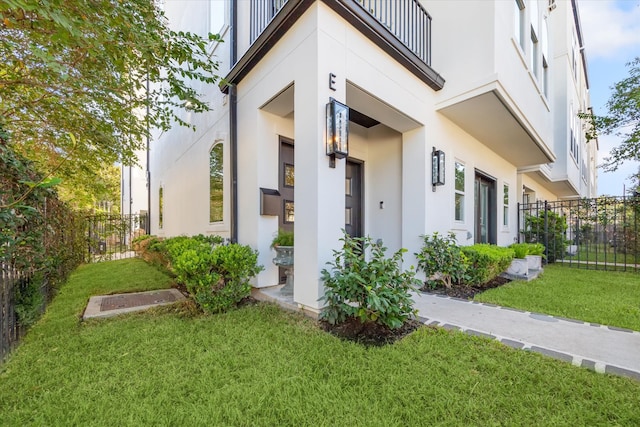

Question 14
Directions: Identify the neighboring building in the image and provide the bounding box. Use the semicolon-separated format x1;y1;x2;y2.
148;0;596;314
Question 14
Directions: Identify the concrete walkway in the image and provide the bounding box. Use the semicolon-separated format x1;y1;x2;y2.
412;291;640;381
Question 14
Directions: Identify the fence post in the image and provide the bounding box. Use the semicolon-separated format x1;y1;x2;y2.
517;202;521;243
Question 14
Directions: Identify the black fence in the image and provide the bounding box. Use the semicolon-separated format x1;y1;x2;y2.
518;197;640;272
85;213;148;263
0;263;50;362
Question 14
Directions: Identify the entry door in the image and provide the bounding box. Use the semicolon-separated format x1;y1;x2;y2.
345;160;363;239
474;173;496;244
278;137;294;233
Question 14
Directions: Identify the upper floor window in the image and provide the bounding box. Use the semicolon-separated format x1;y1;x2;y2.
514;0;526;51
569;106;579;163
209;143;224;223
454;162;465;222
210;0;227;34
530;26;539;80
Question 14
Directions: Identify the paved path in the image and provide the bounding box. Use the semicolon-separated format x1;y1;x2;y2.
412;292;640;381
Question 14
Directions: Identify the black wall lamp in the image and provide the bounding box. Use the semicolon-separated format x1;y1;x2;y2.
432;147;445;191
326;98;349;168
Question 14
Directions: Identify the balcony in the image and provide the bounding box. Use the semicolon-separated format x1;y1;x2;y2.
250;0;432;66
222;0;444;93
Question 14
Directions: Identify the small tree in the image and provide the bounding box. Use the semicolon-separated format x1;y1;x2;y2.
415;232;467;289
321;232;419;330
580;57;640;172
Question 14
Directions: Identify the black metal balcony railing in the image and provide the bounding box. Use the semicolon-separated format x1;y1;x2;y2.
355;0;431;65
250;0;289;43
250;0;432;66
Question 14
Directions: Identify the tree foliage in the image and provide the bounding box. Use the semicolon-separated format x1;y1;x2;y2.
581;57;640;172
0;0;222;206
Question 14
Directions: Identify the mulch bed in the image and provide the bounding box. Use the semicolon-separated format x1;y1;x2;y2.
421;276;512;300
320;317;424;347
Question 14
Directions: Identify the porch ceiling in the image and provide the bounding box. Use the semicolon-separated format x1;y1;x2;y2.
438;90;555;168
346;82;421;133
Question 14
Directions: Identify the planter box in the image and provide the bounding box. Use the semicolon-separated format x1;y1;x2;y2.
526;255;543;271
506;258;529;278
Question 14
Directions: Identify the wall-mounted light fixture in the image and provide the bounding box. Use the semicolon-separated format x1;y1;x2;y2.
326;98;349;168
432;147;445;191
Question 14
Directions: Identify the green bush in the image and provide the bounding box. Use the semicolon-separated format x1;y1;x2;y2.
461;244;514;287
415;232;467;289
168;238;262;313
524;211;568;263
320;232;420;330
509;243;529;259
270;229;294;248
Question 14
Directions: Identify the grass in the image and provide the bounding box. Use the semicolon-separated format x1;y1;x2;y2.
476;264;640;331
566;243;639;266
1;259;640;425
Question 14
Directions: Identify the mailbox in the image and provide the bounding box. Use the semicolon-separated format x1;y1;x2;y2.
260;188;281;216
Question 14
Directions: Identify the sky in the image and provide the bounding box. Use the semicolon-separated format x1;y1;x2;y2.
578;0;640;196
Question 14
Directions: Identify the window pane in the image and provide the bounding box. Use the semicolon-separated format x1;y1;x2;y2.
210;144;224;222
455;162;465;192
159;187;164;229
284;200;294;223
455;193;464;221
284;163;294;187
503;185;509;205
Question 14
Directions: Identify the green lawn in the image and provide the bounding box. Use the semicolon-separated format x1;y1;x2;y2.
476;264;640;331
566;243;639;266
1;259;639;426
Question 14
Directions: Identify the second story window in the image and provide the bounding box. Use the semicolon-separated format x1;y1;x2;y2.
514;0;526;51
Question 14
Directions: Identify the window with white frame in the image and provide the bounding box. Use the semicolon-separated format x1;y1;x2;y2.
210;0;227;34
514;0;526;51
531;27;539;80
159;186;164;229
503;184;509;226
454;162;465;221
209;143;224;223
541;18;549;97
569;106;579;163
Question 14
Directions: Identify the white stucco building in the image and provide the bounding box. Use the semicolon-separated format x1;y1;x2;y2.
147;0;596;313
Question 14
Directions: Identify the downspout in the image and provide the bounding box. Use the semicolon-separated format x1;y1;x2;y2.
230;0;238;243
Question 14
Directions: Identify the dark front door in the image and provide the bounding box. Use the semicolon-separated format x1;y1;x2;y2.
278;137;294;233
345;159;363;239
474;172;496;244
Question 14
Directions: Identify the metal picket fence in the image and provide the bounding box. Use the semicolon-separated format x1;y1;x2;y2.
85;213;148;263
518;196;640;272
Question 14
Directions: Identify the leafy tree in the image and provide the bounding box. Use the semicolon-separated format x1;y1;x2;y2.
0;0;222;205
581;57;640;172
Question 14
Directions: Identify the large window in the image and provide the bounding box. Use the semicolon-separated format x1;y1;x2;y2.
209;143;224;223
454;162;465;221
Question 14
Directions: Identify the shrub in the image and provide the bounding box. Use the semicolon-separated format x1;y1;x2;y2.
526;242;546;256
270;229;294;248
320;232;420;330
170;239;262;313
415;232;467;289
524;210;569;263
461;244;514;287
509;243;529;259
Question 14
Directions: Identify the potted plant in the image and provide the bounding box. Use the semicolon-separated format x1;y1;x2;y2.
525;242;545;271
506;243;530;278
271;229;294;295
